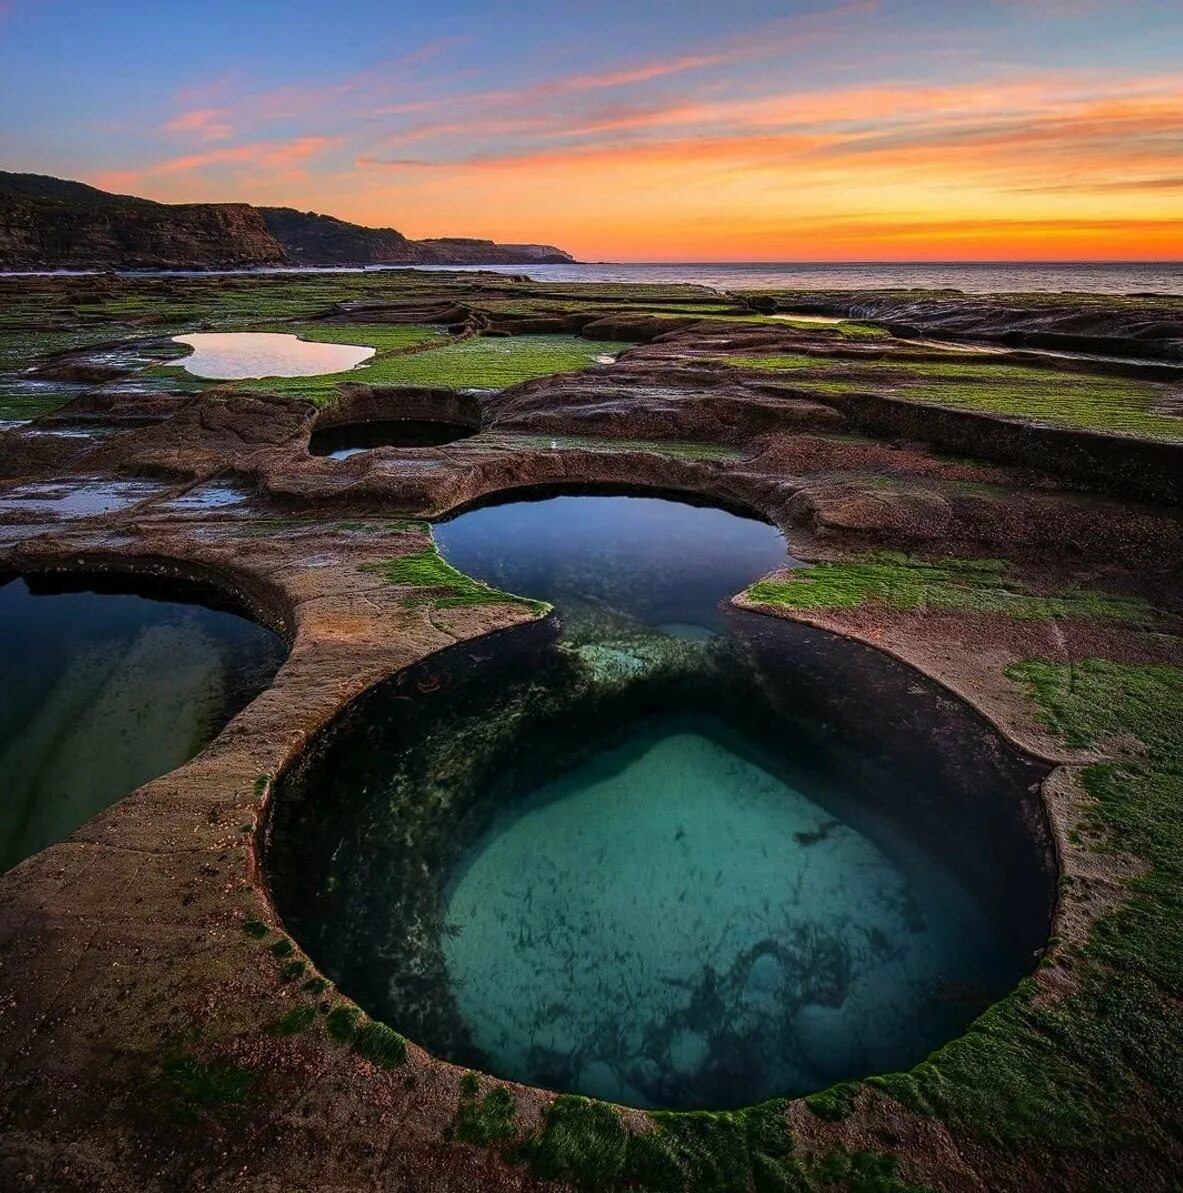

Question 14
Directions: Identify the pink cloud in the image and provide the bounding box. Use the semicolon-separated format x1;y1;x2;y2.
161;107;234;142
93;136;341;192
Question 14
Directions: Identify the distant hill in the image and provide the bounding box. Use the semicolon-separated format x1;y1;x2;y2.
260;207;574;267
0;172;285;269
0;172;576;270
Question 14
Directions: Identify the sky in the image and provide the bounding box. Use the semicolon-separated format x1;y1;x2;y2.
1;0;1181;261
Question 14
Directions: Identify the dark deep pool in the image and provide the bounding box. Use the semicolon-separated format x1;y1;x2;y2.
268;493;1056;1109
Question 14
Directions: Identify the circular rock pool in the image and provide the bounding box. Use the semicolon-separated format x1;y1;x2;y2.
309;419;476;459
0;572;286;871
267;493;1056;1109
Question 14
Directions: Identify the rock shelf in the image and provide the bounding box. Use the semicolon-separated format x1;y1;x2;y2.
0;269;1180;1192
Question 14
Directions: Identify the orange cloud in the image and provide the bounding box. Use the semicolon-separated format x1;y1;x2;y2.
94;136;340;192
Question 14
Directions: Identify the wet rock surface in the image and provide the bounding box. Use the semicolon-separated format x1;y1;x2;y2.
0;268;1180;1191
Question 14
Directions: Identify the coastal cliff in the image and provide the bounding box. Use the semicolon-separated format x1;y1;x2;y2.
0;173;575;270
0;174;285;270
260;207;573;267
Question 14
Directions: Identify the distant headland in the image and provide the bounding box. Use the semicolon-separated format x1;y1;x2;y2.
0;171;576;271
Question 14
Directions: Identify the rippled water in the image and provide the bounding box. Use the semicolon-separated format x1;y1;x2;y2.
270;492;1054;1108
0;576;286;871
20;262;1180;295
172;332;374;379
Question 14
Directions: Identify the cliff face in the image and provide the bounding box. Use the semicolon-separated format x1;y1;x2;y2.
260;207;421;266
262;209;575;267
0;174;286;270
0;172;575;270
415;237;574;265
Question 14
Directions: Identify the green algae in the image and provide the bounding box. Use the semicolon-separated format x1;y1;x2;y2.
155;1052;258;1123
453;1076;518;1145
745;553;1154;624
237;331;629;405
279;959;306;983
1007;660;1183;989
722;355;1181;441
352;1020;407;1069
510;1095;928;1193
361;546;550;613
325;1005;361;1044
266;1006;317;1036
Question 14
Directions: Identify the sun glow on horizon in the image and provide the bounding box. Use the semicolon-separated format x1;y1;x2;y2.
4;0;1182;261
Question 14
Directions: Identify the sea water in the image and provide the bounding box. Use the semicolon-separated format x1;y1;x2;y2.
0;576;285;870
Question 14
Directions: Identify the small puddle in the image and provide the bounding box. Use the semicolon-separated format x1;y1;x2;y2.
0;478;164;520
771;312;847;325
158;482;251;512
310;419;476;460
171;332;375;380
0;574;286;871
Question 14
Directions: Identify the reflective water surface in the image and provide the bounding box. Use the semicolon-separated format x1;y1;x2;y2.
435;493;793;636
0;575;286;871
172;332;374;379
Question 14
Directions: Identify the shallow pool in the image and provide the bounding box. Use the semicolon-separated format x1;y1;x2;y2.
0;575;286;871
172;332;374;380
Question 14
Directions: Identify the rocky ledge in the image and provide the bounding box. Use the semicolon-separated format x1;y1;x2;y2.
0;270;1179;1192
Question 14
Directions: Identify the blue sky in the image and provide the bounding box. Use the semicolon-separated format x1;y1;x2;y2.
2;1;1181;258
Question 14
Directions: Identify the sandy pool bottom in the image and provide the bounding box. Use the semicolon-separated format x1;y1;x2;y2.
442;719;1004;1109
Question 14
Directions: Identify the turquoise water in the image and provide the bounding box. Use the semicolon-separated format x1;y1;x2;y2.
0;575;285;871
268;493;1054;1109
443;715;1004;1108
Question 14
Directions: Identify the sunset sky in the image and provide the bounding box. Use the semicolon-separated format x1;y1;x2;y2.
2;0;1181;261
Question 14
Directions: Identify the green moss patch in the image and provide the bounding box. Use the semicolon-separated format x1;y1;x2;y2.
361;546;549;613
745;553;1154;624
453;1078;518;1146
266;1006;318;1036
239;331;628;405
721;355;1181;441
153;1051;258;1123
510;1095;924;1192
868;658;1183;1157
352;1020;407;1069
325;1005;361;1044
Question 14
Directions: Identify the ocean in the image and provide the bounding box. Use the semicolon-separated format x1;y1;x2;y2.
10;261;1182;296
398;260;1183;296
